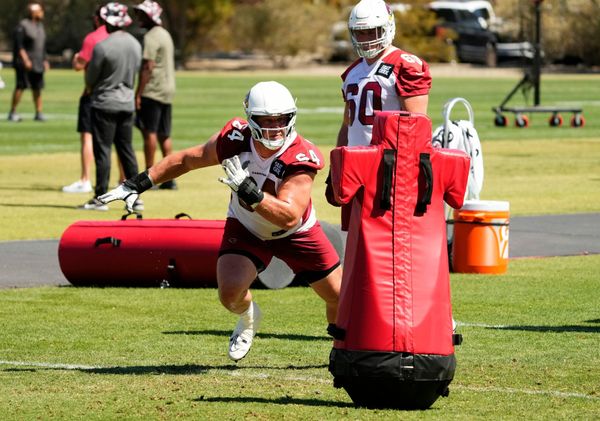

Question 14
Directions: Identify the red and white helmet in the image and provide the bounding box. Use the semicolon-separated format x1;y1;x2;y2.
348;0;396;59
244;81;297;150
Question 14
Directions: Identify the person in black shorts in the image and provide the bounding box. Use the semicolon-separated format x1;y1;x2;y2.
8;2;48;122
134;1;177;190
135;96;173;189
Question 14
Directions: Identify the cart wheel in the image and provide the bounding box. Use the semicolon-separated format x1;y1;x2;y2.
549;114;563;127
571;114;585;127
515;114;529;128
494;114;508;127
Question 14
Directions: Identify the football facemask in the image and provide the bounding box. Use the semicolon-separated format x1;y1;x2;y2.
244;81;297;150
248;114;296;150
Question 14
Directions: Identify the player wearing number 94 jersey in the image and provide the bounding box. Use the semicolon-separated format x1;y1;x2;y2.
337;0;432;148
98;81;342;363
216;115;324;240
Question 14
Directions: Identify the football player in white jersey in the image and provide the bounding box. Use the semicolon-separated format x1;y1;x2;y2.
337;0;432;148
99;81;342;362
326;0;433;225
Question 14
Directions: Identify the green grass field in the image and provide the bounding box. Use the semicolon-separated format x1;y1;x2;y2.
1;68;599;240
0;68;599;419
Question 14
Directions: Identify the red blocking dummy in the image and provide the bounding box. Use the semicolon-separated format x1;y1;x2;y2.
59;219;225;287
328;111;469;409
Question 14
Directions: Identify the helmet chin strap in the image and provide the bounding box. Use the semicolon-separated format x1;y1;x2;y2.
258;137;285;150
357;42;385;59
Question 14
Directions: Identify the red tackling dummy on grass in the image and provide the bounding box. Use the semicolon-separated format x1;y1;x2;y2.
328;111;470;409
59;218;225;287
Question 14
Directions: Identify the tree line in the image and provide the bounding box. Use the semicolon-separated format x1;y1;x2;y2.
0;0;598;67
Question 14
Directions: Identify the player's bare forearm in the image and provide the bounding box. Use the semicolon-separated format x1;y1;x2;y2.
148;135;219;184
336;123;349;147
402;94;429;115
336;103;351;147
254;172;314;230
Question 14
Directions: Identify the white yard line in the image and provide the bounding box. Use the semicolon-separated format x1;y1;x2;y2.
1;360;598;401
457;321;511;329
0;360;100;370
454;385;599;401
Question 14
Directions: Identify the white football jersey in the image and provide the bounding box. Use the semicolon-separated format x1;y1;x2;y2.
216;118;325;240
341;47;432;147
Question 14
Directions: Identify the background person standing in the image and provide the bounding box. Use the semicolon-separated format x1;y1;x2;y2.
62;7;109;194
79;2;142;211
134;0;177;190
8;2;49;122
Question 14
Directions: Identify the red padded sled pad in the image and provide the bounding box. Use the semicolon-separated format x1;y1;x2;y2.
58;219;224;287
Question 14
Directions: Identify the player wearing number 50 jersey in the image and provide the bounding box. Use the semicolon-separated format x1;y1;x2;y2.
337;0;432;148
98;81;342;363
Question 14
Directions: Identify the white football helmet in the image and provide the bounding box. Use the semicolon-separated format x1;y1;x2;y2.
348;0;396;59
244;81;297;150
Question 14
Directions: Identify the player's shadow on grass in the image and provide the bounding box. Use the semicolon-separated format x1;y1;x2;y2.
487;324;600;333
194;395;354;408
0;203;76;210
0;184;62;192
163;329;331;341
79;362;327;376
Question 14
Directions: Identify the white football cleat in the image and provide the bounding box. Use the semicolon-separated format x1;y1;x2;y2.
62;180;92;193
228;302;262;362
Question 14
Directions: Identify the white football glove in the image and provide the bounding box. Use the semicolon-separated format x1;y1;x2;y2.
218;155;249;192
98;184;139;213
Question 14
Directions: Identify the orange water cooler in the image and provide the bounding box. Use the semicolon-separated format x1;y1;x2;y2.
452;200;510;274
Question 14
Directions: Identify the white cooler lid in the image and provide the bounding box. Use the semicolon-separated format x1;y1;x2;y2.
461;200;510;212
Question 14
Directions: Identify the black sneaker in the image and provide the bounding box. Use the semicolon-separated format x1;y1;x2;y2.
158;180;178;190
78;198;108;211
34;112;47;122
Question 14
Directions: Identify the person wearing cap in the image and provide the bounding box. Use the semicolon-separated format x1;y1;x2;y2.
63;6;125;194
134;0;177;190
8;2;49;122
79;2;142;211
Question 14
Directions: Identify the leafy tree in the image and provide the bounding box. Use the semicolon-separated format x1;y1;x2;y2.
393;0;456;63
160;0;234;65
228;0;338;67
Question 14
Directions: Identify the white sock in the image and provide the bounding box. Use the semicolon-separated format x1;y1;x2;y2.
240;302;255;326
